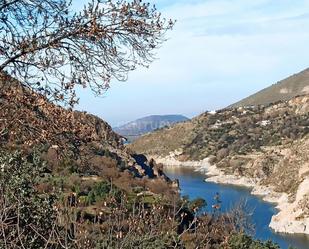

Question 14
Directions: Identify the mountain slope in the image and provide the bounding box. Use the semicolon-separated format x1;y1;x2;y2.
130;95;309;235
130;95;309;161
0;73;172;193
229;68;309;108
114;114;188;141
2;73;246;248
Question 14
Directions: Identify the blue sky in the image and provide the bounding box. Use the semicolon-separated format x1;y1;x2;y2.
75;0;309;127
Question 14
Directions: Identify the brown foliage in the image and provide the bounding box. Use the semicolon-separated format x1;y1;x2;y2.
0;74;175;195
0;0;174;105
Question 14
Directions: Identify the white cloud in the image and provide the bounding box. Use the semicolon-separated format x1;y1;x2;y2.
77;0;309;125
129;0;309;81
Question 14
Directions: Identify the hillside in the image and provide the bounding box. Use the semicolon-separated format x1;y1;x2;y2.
130;95;309;161
229;68;309;108
0;73;274;248
0;73;191;247
0;73;174;194
114;114;188;141
130;95;309;234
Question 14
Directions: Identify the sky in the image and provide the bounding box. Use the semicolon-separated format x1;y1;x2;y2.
75;0;309;127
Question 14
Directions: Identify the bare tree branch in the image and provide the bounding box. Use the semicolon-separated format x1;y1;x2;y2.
0;0;174;106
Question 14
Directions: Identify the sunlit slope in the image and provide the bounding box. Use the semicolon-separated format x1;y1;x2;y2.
229;68;309;108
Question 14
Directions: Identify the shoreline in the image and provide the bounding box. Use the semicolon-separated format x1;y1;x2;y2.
149;155;209;168
204;163;309;235
150;155;309;236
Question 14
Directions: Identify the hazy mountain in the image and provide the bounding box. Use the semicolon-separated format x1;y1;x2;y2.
229;68;309;108
114;114;189;141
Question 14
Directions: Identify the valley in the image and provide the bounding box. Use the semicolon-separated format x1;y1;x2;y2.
129;70;309;248
1;1;308;248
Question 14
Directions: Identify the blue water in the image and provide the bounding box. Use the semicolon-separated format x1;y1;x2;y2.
164;167;309;249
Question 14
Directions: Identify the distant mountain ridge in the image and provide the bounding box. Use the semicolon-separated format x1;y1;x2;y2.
229;68;309;108
114;114;189;141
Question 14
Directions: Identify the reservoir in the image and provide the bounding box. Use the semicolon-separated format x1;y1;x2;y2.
164;166;309;249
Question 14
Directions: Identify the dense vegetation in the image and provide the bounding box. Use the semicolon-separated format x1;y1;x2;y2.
0;148;286;248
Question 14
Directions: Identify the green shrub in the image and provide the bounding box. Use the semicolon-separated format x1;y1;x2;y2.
0;150;61;248
189;197;207;211
228;233;280;249
86;180;123;205
86;181;110;204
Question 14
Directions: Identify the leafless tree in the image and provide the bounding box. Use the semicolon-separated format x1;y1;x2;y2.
0;0;174;105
